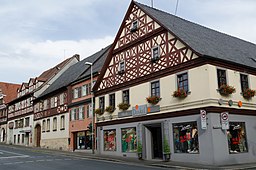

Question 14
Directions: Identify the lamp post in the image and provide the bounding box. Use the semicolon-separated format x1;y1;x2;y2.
85;61;94;154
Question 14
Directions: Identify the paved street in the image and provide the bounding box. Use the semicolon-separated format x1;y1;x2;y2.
0;145;167;170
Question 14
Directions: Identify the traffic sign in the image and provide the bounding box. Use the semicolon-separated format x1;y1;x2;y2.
221;112;229;129
200;110;207;129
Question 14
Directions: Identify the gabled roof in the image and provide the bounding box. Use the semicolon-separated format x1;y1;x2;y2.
0;82;21;104
134;1;256;69
38;45;111;99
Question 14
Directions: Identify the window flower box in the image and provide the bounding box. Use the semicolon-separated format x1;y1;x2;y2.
218;84;236;96
172;89;187;98
95;108;103;115
242;88;255;99
105;106;115;113
146;96;161;105
118;102;130;111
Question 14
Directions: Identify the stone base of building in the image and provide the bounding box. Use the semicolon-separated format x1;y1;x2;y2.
41;138;69;151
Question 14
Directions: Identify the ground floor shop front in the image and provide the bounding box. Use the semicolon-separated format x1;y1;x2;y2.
96;110;256;165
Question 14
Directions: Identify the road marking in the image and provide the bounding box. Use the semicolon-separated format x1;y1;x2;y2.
46;159;53;161
0;149;27;156
3;162;13;165
13;161;23;164
36;160;45;162
25;161;34;163
0;155;29;159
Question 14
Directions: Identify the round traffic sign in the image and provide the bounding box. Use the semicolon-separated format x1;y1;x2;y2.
221;112;228;120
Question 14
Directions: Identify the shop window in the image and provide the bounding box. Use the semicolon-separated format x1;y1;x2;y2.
173;121;199;154
60;115;65;130
122;90;129;104
217;69;227;88
240;74;249;93
177;72;189;92
227;122;248;153
121;127;137;152
104;129;116;151
109;94;115;109
53;117;57;131
151;81;160;97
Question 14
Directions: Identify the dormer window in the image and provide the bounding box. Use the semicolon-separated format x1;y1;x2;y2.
130;20;138;32
118;60;125;74
151;46;160;62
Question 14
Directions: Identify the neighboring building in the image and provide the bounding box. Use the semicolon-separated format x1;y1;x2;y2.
93;1;256;166
0;82;21;143
7;55;79;147
33;46;110;151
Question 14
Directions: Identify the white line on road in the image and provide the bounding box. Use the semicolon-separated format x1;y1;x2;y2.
0;155;29;159
0;149;28;156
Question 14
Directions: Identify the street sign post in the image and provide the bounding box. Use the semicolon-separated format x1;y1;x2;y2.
220;112;229;129
200;110;207;129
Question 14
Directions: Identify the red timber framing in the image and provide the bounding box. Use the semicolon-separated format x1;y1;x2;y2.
94;1;200;96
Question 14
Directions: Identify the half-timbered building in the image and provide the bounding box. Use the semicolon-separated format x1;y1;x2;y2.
33;46;109;151
7;55;79;147
0;82;20;143
93;1;256;165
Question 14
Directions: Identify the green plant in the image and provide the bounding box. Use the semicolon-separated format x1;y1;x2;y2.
137;140;142;153
105;106;115;113
172;89;187;98
219;84;236;96
163;137;170;154
95;108;103;115
242;88;256;99
146;96;162;105
118;102;130;111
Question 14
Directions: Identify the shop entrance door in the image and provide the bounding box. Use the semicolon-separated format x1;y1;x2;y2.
148;124;163;159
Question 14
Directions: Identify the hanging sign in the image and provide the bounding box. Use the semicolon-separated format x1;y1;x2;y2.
220;112;229;129
200;110;207;129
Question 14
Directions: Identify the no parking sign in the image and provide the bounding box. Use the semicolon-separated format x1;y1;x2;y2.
200;110;207;129
221;112;229;129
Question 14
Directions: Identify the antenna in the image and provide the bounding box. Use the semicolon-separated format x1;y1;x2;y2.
151;0;154;8
175;0;179;15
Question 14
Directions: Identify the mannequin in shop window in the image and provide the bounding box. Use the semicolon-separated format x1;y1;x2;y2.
229;125;240;153
190;126;199;153
180;125;190;153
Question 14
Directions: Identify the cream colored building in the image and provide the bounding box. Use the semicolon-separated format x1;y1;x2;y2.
93;1;256;166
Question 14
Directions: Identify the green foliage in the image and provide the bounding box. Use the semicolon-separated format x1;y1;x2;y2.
163;137;170;154
95;108;103;115
137;140;142;153
105;106;115;113
118;102;130;111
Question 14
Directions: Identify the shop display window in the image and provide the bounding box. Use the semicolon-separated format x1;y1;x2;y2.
104;129;116;151
173;121;199;153
121;127;137;152
227;122;248;154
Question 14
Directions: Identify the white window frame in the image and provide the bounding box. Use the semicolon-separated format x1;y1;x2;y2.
118;60;125;73
151;46;160;60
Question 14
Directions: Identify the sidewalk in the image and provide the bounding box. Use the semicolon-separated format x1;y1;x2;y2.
2;143;256;170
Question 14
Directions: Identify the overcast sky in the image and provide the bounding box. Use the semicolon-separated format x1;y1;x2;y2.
1;0;256;84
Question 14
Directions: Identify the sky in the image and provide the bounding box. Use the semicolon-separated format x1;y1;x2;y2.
1;0;256;84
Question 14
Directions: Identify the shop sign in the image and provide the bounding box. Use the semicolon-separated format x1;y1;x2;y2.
220;112;229;130
132;104;147;117
200;110;207;129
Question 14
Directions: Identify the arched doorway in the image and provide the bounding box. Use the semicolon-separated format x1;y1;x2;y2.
35;124;41;147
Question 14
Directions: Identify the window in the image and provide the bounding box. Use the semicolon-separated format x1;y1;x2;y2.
86;105;90;118
82;85;87;96
59;93;64;105
109;94;115;109
22;134;24;144
70;108;76;121
217;69;227;88
14;135;16;144
240;74;249;93
151;46;160;61
104;129;116;151
78;106;84;120
53;117;57;131
54;97;58;107
227;122;248;154
20;119;24;128
151;81;160;97
173;121;199;153
47;119;50;132
121;127;137;152
42;120;46;132
99;97;105;113
131;20;138;32
43;100;48;110
177;72;189;92
60;115;65;130
123;90;129;104
50;97;55;108
118;60;125;73
25;117;29;127
73;88;79;99
18;134;20;144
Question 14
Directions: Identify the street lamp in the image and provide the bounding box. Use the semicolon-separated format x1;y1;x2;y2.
85;61;94;154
